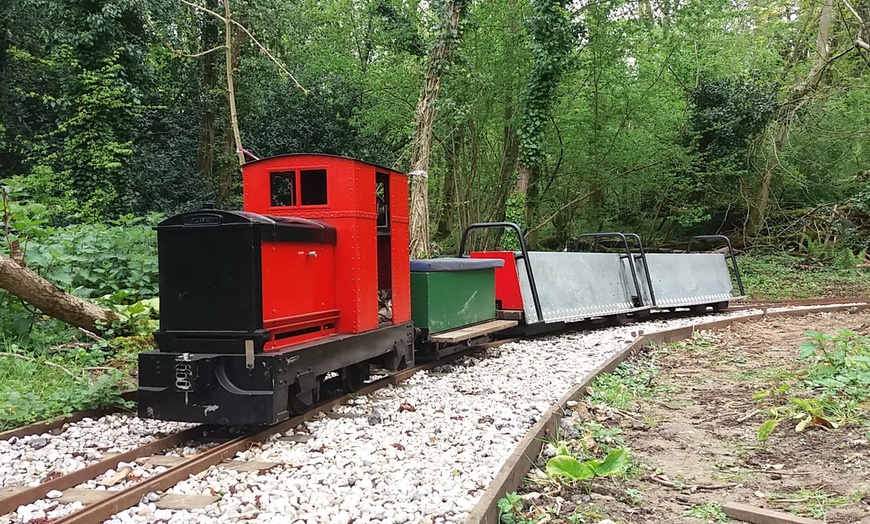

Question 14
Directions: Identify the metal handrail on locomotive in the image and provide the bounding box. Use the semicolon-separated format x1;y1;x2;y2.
137;154;744;426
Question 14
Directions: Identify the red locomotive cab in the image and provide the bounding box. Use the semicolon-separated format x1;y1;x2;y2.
242;154;410;343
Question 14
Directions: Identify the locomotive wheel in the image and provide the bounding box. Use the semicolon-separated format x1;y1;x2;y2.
340;363;370;393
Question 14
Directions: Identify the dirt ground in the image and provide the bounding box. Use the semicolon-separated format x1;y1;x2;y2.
520;309;870;523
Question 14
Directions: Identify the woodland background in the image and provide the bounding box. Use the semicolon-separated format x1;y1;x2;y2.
2;0;868;251
0;0;869;425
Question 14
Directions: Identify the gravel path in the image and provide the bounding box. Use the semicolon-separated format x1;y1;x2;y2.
82;310;760;524
0;415;193;489
19;307;853;524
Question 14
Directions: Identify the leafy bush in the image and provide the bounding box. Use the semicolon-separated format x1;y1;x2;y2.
800;330;870;402
755;330;870;441
2;178;161;338
24;214;160;302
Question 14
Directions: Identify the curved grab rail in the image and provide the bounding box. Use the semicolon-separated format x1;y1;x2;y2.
458;222;543;323
623;233;657;307
686;235;745;296
573;232;653;307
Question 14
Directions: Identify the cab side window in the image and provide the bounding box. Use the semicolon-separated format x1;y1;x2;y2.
270;171;295;206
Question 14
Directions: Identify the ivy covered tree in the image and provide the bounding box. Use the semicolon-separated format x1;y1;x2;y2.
510;0;579;246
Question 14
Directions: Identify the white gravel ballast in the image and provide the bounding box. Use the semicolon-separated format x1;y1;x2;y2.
89;311;758;524
0;415;193;489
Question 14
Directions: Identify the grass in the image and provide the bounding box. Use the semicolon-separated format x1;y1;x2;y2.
738;252;870;300
0;336;137;430
684;502;728;522
771;489;852;520
585;355;674;410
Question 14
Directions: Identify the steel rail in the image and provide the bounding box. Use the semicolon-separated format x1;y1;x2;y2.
49;348;486;524
5;298;870;522
0;424;206;516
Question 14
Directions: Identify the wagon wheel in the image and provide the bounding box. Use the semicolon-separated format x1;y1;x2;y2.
340;363;370;393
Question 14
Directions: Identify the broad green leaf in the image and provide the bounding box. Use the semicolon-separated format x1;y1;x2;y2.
593;448;630;477
752;390;771;401
798;341;816;359
546;456;595;480
790;398;813;412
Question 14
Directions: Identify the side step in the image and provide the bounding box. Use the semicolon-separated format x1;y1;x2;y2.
429;319;519;344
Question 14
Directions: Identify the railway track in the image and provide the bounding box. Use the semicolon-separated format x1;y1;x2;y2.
0;348;487;523
726;296;870;310
2;298;869;523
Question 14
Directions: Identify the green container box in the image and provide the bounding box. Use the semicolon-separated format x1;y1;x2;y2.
411;269;496;334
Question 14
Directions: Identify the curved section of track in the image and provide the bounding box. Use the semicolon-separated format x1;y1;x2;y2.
2;299;868;524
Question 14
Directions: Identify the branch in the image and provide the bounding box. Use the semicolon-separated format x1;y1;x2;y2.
526;190;594;235
177;0;307;93
842;0;864;24
133;0;227;59
643;475;737;492
842;0;870;51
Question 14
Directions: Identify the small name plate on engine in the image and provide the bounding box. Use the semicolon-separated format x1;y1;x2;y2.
183;214;222;226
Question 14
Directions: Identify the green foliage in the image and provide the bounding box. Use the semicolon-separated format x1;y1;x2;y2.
517;0;580;171
754;330;870;442
497;492;534;524
503;192;526;250
684;502;727;522
7;45;144;220
0;344;131;430
546;446;630;481
586;357;662;411
799;330;870;402
1;179;159;339
772;488;851;520
688;75;778;163
738;252;870;300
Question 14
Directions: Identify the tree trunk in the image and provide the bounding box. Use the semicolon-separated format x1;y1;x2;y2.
408;0;468;259
747;0;835;237
512;0;576;235
224;0;245;168
216;12;246;208
0;255;118;333
196;0;220;196
436;129;458;238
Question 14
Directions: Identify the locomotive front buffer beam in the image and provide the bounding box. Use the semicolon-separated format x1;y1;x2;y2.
138;322;414;426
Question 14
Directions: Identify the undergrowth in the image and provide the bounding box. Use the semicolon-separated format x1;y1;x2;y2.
0;342;133;430
0;181;158;428
755;329;870;441
739;251;870;300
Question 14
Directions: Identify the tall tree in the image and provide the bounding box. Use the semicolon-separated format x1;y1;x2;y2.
509;0;577;244
408;0;469;259
747;0;867;236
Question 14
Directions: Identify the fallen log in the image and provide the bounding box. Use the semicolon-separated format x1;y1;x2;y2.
0;254;119;333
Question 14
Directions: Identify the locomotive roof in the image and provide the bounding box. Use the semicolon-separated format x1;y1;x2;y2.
242;153;406;175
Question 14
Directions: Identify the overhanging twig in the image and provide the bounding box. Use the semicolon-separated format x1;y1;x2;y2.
177;0;307;93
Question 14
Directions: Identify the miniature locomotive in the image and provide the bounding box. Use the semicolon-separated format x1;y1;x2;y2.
138;154;743;426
